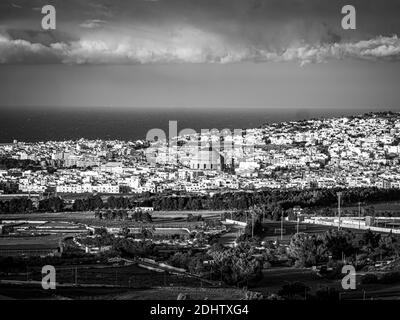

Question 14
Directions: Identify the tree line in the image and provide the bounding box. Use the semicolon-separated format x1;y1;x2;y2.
287;229;400;268
0;157;40;171
151;188;400;211
2;187;400;215
69;188;400;213
0;198;33;214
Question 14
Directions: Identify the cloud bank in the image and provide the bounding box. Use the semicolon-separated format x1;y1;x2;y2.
1;30;400;65
2;0;400;66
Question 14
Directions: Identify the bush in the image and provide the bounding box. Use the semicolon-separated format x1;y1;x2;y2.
244;291;264;300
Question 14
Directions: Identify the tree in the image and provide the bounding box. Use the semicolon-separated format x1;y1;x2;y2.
375;233;400;260
88;195;103;210
38;197;65;212
207;242;263;286
72;199;87;211
362;230;381;250
321;229;356;260
272;206;283;221
140;227;154;239
288;233;327;267
0;198;33;214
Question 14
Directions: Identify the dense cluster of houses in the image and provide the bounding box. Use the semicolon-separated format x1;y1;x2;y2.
1;113;400;196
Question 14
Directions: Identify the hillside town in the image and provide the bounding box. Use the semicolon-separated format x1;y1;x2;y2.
2;113;400;301
0;112;399;196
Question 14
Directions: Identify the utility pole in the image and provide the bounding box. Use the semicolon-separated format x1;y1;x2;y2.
252;213;254;238
296;217;300;234
281;214;284;241
337;192;342;230
358;201;361;229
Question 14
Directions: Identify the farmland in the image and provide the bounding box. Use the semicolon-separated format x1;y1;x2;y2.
0;282;248;300
0;211;222;228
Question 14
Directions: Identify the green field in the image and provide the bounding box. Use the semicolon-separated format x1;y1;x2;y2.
1;262;212;289
0;211;222;229
0;283;248;300
259;220;396;244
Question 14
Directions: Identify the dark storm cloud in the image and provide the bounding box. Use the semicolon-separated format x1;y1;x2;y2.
1;0;400;64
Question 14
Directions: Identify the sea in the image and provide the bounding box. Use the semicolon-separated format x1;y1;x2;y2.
0;106;392;143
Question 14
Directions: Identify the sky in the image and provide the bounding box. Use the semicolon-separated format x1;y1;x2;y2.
1;0;400;112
